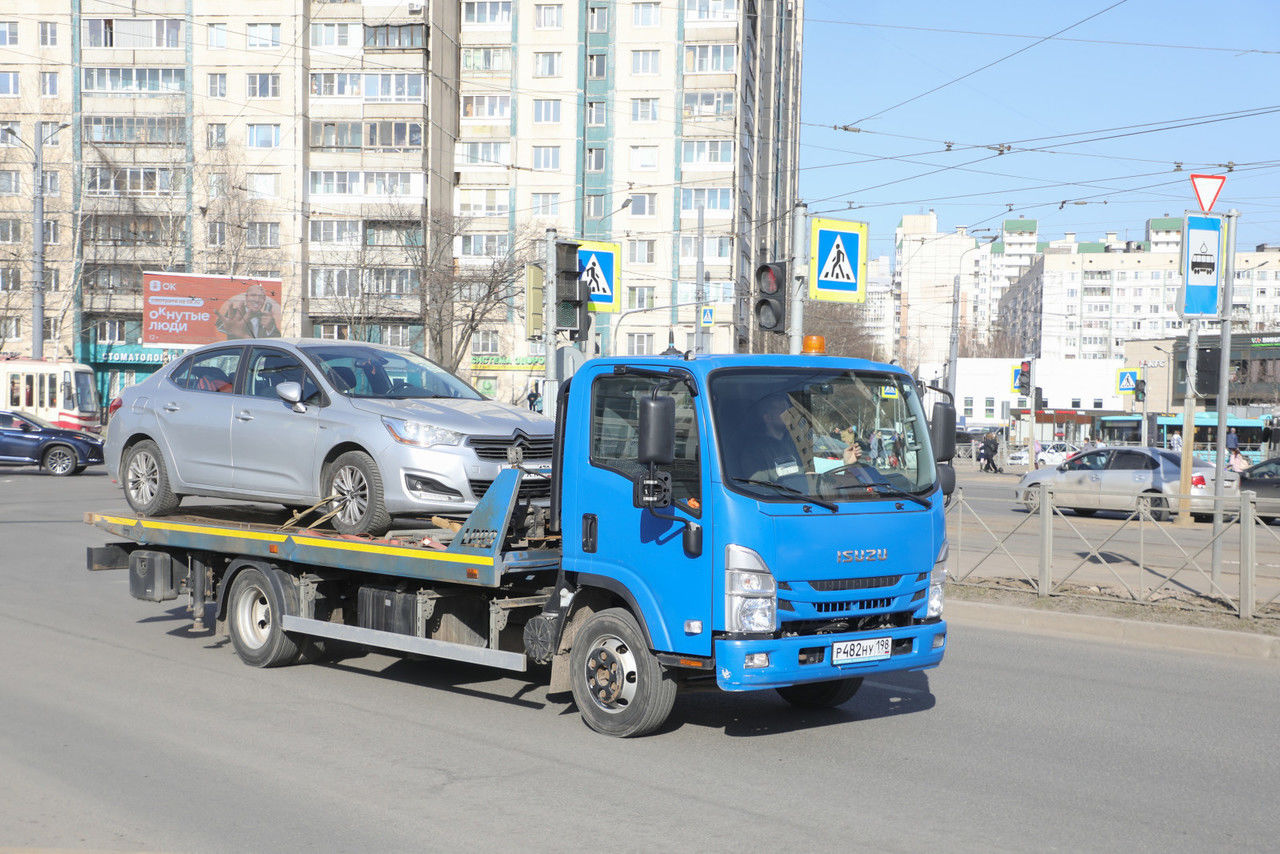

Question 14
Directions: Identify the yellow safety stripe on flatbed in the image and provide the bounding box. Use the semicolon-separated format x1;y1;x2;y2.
90;514;495;566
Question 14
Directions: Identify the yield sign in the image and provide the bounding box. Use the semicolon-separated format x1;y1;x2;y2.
1190;173;1226;213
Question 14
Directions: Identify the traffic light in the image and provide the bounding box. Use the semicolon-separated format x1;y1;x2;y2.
1018;360;1032;396
553;239;590;340
1033;386;1046;410
1134;379;1146;402
754;262;787;333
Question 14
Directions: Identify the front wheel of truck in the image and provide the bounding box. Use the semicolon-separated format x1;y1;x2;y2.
569;608;676;738
775;677;863;709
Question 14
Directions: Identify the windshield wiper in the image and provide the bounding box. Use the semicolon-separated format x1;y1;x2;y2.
730;477;837;512
861;482;932;508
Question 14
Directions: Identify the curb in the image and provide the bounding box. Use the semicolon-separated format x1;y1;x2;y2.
946;600;1280;662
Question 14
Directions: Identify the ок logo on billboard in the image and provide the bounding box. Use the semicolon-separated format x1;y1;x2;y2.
142;272;283;347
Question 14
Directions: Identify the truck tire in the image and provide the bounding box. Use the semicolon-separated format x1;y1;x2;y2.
569;608;676;738
323;450;391;537
122;440;181;516
227;567;302;667
775;677;863;709
42;444;77;476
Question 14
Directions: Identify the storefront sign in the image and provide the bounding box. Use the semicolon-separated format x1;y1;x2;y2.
469;355;545;371
142;271;283;346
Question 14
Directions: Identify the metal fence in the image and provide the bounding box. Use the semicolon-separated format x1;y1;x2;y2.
945;484;1280;622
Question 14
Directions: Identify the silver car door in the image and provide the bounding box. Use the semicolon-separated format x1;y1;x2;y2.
231;347;321;498
155;347;240;488
1099;450;1152;512
1055;450;1107;510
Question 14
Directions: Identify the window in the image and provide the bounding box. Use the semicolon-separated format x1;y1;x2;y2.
628;240;656;264
362;73;423;102
247;23;281;48
83;116;184;145
0;316;17;338
632;50;659;74
0;220;16;242
41;72;57;97
586;100;606;125
684;44;736;72
587;54;606;79
85;19;182;48
962;396;973;417
680;235;733;260
630;193;657;216
309;120;361;150
0;267;19;291
531;193;559;216
246;349;319;401
462;94;510;119
458;189;509;217
463;2;512;25
365;121;422;151
585;194;605;219
309;268;360;298
39;22;57;46
96;319;127;345
207;23;226;48
630;146;658;170
0;72;16;96
247;73;279;98
309;72;361;96
86;167;177;196
682;139;733;164
680;187;732;211
40;171;59;198
315;324;351;341
247;124;280;148
533;99;561;123
461;47;511;71
208;73;226;97
588;6;609;31
632;98;658;122
0;122;16;145
533;52;561;77
207;123;226;149
626;333;654;355
591;374;700;503
1092;399;1104;409
535;5;562;28
382;325;410;348
43;317;58;342
246;222;280;248
0;171;17;194
365;24;424;48
367;268;420;294
0;23;15;46
472;330;501;355
586;148;605;172
309;220;361;244
246;173;278;198
460;233;510;258
634;3;661;25
455;141;509;167
207;221;225;246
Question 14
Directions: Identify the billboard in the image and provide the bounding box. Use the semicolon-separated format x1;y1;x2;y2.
142;272;283;347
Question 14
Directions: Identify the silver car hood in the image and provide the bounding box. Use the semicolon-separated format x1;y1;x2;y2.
347;396;554;436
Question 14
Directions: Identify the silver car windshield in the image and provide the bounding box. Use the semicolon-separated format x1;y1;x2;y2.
300;345;483;400
711;368;937;502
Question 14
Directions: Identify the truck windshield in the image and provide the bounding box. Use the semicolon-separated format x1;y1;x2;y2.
710;367;937;503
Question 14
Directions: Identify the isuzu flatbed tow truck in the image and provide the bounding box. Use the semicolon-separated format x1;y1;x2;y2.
87;351;957;737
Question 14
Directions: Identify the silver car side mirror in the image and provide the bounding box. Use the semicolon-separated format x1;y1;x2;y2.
275;381;307;413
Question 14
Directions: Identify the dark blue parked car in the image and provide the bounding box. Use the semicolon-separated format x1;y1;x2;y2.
0;409;104;476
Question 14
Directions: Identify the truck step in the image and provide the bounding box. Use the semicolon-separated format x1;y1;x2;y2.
280;615;527;672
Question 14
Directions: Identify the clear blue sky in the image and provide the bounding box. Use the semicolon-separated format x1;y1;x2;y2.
799;0;1280;258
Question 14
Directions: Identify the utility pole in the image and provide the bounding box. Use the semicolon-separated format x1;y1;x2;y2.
543;228;558;421
789;201;807;354
694;205;705;354
1211;209;1239;582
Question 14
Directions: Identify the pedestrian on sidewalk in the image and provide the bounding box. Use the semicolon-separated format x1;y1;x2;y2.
1226;427;1239;453
1170;430;1183;452
1229;447;1249;474
981;432;1000;473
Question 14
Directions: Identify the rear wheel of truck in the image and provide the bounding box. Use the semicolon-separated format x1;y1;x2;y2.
570;608;676;738
775;677;863;709
227;567;302;667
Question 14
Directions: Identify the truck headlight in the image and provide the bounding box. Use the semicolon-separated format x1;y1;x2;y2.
383;417;463;448
725;545;777;633
928;542;948;619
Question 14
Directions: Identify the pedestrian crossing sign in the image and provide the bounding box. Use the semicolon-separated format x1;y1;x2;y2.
1117;369;1139;394
700;306;714;327
809;218;869;303
577;240;620;313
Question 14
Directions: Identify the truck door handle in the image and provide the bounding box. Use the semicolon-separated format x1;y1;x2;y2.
236;411;254;422
582;514;597;553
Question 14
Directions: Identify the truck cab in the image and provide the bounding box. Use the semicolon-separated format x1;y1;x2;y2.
550;352;954;735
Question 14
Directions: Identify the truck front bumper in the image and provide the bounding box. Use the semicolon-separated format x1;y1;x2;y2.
713;620;946;691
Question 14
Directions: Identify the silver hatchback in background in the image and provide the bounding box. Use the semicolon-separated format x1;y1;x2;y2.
1015;446;1238;521
104;339;554;536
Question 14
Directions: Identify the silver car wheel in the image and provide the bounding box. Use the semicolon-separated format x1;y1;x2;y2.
126;450;160;506
44;446;75;475
331;464;369;525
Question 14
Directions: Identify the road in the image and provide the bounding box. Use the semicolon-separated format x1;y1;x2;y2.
2;468;1278;851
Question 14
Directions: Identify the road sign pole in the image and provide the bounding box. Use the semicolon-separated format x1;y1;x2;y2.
789;202;807;354
695;205;705;354
1176;322;1198;526
543;228;558;421
1211;209;1239;582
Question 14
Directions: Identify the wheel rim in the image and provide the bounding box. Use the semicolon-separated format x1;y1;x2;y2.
126;450;160;506
331;464;369;525
582;633;638;714
234;581;272;650
1024;490;1040;511
46;447;74;474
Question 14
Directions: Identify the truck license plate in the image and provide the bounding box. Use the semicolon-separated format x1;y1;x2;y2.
832;636;892;665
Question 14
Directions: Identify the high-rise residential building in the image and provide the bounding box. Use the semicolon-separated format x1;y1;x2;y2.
893;211;980;370
1;1;803;405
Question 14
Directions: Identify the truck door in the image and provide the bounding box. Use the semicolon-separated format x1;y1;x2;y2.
565;372;713;657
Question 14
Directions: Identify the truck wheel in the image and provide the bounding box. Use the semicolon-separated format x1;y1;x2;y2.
775;677;863;709
122;440;181;516
42;445;77;476
227;567;301;667
323;451;391;537
569;608;676;737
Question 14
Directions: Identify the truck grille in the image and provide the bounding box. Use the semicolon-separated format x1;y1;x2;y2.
469;433;553;462
814;597;893;613
807;575;900;592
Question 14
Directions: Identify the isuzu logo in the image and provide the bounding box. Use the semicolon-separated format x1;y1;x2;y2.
836;548;887;563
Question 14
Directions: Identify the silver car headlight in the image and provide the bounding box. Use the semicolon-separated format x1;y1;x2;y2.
928;542;948;619
382;416;463;448
725;544;777;633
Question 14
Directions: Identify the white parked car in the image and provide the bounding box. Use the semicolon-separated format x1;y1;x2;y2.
1037;441;1080;468
1006;447;1030;466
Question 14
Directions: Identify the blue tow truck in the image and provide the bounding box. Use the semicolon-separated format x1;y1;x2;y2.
87;350;957;737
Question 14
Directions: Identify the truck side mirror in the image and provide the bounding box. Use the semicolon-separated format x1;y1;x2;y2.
931;401;957;462
638;395;675;465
